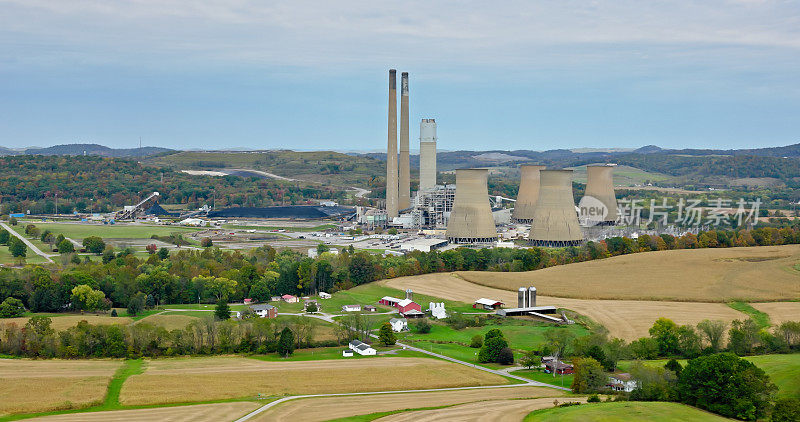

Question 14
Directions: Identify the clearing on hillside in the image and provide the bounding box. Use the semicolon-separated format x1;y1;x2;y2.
382;397;588;422
119;356;507;406
0;315;132;332
382;275;746;341
135;314;200;331
457;245;800;302
523;401;732;421
25;401;260;422
0;359;121;416
750;302;800;326
253;386;564;422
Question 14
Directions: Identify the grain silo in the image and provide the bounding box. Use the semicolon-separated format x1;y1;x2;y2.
398;72;411;210
446;168;498;244
386;69;399;219
419;119;437;191
512;164;545;224
528;169;584;247
583;165;618;225
528;286;537;307
517;287;528;308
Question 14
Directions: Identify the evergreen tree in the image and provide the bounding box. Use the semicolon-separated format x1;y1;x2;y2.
215;298;231;320
378;322;396;346
277;327;295;357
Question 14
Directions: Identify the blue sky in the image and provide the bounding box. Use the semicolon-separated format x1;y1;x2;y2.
1;0;799;151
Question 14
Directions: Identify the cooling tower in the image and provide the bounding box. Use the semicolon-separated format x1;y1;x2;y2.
386;69;399;219
583;165;618;225
419;119;437;191
446;168;498;244
512;165;545;224
528;169;584;247
399;72;411;210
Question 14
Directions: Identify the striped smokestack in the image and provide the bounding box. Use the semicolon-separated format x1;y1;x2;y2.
386;69;399;219
398;72;411;210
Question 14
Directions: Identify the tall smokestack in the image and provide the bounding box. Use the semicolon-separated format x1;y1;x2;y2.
446;168;498;244
386;69;399;219
583;165;618;225
512;164;545;224
399;72;411;210
528;169;584;247
419;119;437;191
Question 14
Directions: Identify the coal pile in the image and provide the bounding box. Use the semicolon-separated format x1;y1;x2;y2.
208;205;354;219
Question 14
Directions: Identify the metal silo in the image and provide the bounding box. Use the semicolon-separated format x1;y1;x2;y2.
419;119;437;191
528;169;584;247
446;168;498;244
583;165;618;225
528;286;537;307
512;164;545;224
386;69;399;219
518;287;527;308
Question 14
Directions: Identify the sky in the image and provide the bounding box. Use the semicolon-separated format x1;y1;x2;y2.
1;0;799;152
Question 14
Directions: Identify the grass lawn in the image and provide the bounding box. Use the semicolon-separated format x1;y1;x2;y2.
726;302;771;328
248;346;421;362
511;369;574;389
160;303;250;312
32;222;202;241
524;401;732;421
317;282;490;315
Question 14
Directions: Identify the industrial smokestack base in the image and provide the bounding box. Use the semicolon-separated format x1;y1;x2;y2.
446;168;498;244
419;119;438;191
512;164;545;224
386;69;399;219
399;72;411;210
528;169;584;247
583;165;618;225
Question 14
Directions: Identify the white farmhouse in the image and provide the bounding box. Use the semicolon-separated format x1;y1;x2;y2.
348;340;376;356
389;318;408;332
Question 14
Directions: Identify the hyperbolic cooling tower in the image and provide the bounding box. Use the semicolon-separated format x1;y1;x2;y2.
512;165;545;224
446;168;498;243
398;72;411;210
583;165;618;224
419;119;437;191
528;169;584;247
386;69;399;219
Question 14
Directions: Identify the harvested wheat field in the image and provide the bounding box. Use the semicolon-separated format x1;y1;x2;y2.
0;315;132;331
0;359;121;415
252;386;563;422
136;314;199;330
120;356;506;406
378;396;587;422
383;275;746;340
28;401;260;422
456;245;800;302
751;302;800;325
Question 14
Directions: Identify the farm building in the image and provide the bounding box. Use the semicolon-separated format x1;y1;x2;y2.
379;296;403;307
473;298;504;310
428;302;447;319
342;304;362;312
249;304;277;319
349;340;377;356
544;360;574;375
397;299;422;316
389;318;408;332
342;349;354;357
364;305;377;312
608;373;638;392
281;294;299;303
270;296;282;302
319;292;332;299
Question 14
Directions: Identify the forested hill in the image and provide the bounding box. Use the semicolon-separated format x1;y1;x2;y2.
0;143;173;157
633;143;800;157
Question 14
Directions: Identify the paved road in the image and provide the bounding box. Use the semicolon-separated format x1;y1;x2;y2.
0;222;54;263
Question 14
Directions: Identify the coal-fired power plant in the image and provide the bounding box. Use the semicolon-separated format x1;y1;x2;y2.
386;69;399;219
528;169;584;247
399;72;411;210
512;164;545;224
446;168;498;244
583;165;618;225
419;119;437;191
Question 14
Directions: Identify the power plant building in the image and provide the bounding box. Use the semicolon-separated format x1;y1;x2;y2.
528;169;584;247
446;168;498;244
419;119;438;191
583;165;618;225
512;164;545;224
386;69;399;219
398;72;411;210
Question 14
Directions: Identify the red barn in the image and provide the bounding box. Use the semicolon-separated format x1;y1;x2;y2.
397;299;422;315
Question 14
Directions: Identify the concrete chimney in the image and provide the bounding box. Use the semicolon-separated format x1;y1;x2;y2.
386;69;399;219
583;165;618;225
528;170;584;247
512;165;545;224
419;119;438;191
446;168;498;244
399;72;411;210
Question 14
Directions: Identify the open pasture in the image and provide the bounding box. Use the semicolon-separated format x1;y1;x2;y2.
253;386;565;422
381;396;587;422
457;245;800;302
119;356;507;406
383;274;746;340
32;222;201;241
0;359;121;416
0;315;132;331
523;401;732;421
27;402;261;422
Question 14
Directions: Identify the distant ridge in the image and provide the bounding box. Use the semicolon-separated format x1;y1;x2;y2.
0;143;173;157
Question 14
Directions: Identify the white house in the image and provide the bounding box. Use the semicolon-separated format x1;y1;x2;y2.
608;373;638;392
428;302;447;319
319;292;332;299
389;318;408;332
342;304;362;312
342;349;354;357
349;340;376;356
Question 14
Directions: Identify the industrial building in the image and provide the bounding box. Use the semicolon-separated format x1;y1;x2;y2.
528;169;584;247
446;168;499;244
512;165;545;224
386;69;399;219
582;164;618;225
419;119;438;191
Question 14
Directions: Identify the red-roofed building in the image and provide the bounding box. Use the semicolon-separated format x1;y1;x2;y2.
397;298;422;316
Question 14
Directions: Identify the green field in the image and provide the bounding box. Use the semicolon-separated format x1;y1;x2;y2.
0;247;47;265
317;282;491;315
524;401;732;421
32;222;201;241
512;368;574;389
399;321;588;352
568;164;671;186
